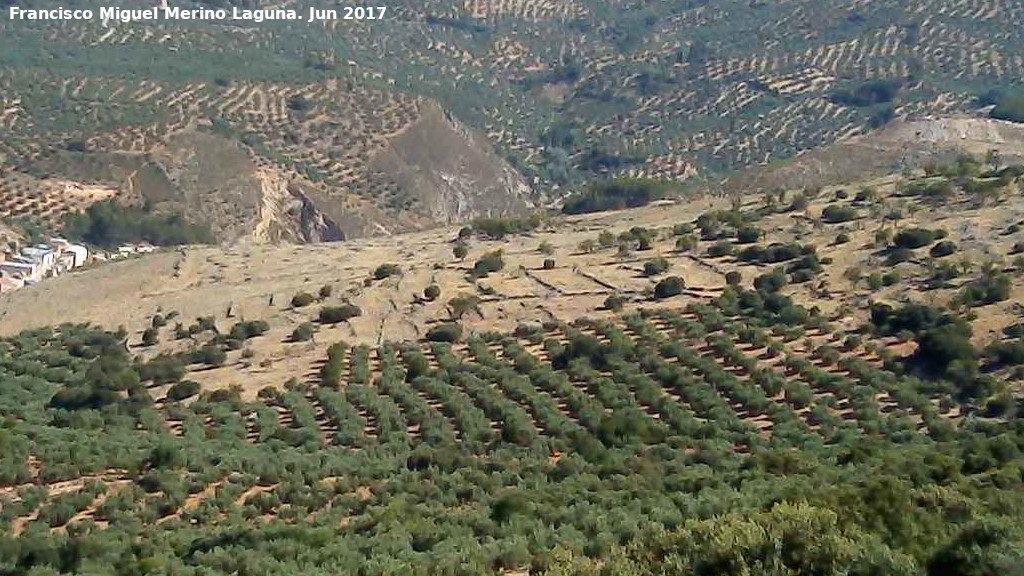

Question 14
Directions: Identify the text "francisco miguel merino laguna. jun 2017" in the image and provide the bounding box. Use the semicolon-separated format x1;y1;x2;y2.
7;5;388;23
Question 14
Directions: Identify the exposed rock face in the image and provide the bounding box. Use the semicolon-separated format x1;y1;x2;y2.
252;171;343;244
295;190;345;243
49;99;533;245
132;132;263;244
267;101;533;239
367;102;533;224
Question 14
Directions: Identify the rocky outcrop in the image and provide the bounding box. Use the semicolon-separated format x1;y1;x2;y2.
25;100;534;245
367;102;533;224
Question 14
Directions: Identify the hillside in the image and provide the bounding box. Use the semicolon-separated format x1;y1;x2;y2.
4;155;1024;392
2;155;1024;574
719;117;1024;193
3;0;1024;240
5;1;1024;573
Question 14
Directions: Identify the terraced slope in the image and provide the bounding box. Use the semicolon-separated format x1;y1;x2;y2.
0;282;1010;573
4;153;1024;573
2;0;1022;238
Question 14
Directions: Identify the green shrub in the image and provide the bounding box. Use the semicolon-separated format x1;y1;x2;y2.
931;241;958;258
229;320;270;341
736;227;761;244
65;139;88;152
471;250;504;277
167;380;201;401
291;323;314;342
886;247;914;265
986;342;1024;366
894;227;937;249
984;394;1016;417
291;292;316;308
62;199;214;247
140;355;185;384
319;304;362;324
426;323;463;343
675;235;697;252
604;294;627;311
190;345;227;367
373;263;402;280
914;324;979;386
821;204;858;223
1004;324;1024;339
855;187;879;203
562;178;675;215
790;269;816;284
882;271;902;286
725;271;743;286
287;94;311;111
472;214;542;239
991;91;1024;123
491;492;531;523
831;78;901;107
707;241;734;257
739;242;806;264
654;276;685;299
621;227;656;251
954;274;1012;308
643;257;670;276
754;270;788;293
424;284;441;301
901;179;954;200
543;258;556;270
320;343;347;386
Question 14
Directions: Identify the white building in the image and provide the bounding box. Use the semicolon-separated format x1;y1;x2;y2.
20;245;56;273
49;238;89;268
67;244;88;267
0;238;90;292
0;260;39;281
117;243;156;256
0;276;24;294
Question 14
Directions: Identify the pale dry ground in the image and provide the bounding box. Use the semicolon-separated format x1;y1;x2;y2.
0;196;726;397
2;175;1024;400
780;174;1024;346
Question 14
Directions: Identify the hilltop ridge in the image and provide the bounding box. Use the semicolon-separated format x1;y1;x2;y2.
4;0;1024;241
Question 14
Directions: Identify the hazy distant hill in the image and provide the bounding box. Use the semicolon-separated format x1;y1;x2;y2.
1;0;1022;240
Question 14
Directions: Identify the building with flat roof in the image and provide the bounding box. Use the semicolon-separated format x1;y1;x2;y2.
20;246;55;269
0;276;24;293
0;260;38;281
